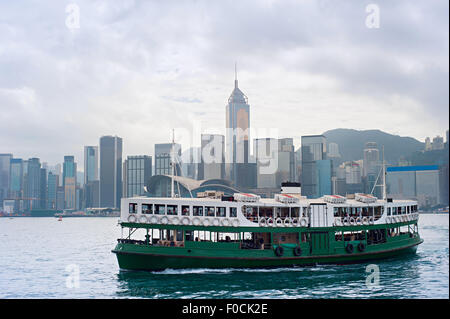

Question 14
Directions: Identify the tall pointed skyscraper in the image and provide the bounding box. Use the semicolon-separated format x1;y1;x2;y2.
225;65;256;188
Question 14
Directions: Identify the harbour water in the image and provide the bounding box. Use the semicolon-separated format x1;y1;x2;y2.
0;214;448;299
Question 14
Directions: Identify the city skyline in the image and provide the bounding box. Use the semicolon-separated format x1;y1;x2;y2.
0;1;448;168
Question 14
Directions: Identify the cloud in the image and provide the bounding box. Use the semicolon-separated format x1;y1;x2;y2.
0;0;448;169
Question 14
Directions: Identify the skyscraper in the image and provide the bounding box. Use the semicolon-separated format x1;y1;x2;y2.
301;135;327;198
63;156;77;209
155;143;181;176
9;158;23;200
0;153;12;209
363;142;381;198
254;138;296;189
199;134;225;180
47;172;59;210
84;146;99;185
100;135;122;208
123;155;152;197
225;70;254;188
25;158;41;211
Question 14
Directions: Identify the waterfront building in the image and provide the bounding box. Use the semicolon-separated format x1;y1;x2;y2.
301;135;327;198
100;135;122;209
25;158;41;211
425;137;432;151
63;156;77;209
199;134;225;181
47;172;59;210
9;158;24;199
254;138;295;189
84;146;99;185
123;155;152;198
155;143;182;177
56;186;65;210
39;168;47;209
316;160;332;197
432;136;444;150
225;71;254;188
387;165;441;208
0;153;12;209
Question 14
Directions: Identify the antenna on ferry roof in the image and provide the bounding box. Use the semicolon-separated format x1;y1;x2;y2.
382;145;386;201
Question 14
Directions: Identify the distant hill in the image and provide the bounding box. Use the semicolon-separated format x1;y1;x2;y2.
322;129;424;164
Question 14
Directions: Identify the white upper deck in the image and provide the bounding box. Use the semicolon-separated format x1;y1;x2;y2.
120;193;419;228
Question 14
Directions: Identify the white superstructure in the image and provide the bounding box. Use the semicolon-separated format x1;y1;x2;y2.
121;193;419;228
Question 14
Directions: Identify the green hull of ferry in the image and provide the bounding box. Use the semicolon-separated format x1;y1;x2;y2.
112;220;422;271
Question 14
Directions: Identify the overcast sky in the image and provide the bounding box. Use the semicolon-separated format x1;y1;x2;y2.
0;0;448;170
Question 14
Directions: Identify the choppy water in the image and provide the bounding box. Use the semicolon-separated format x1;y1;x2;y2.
0;214;448;298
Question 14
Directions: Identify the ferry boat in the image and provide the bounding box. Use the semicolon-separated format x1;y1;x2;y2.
112;183;423;271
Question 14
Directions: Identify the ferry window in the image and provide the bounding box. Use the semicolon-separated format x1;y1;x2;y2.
206;207;215;217
176;230;183;242
362;207;369;217
398;207;402;214
193;206;203;216
167;205;178;215
185;230;194;241
334;207;339;217
302;207;308;217
335;232;343;241
155;204;165;215
142;204;153;214
243;206;258;221
216;207;226;217
259;207;273;218
407;206;410;214
279;207;289;218
387;207;391;216
181;205;190;216
374;206;382;218
291;207;300;218
229;207;237;218
129;203;137;214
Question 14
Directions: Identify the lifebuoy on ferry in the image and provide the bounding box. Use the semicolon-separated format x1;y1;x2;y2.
192;217;201;226
259;218;266;227
160;216;169;225
291;218;299;226
266;218;274;227
213;218;220;226
275;218;283;227
357;242;366;252
171;217;179;225
221;218;230;227
139;215;148;223
362;217;369;225
203;218;210;226
299;218;308;227
356;217;362;225
346;243;354;254
368;217;374;224
349;217;356;225
343;217;349;226
150;216;158;224
232;219;239;227
283;218;291;227
334;218;342;226
293;246;302;256
181;216;190;225
386;217;391;224
127;215;137;223
274;246;284;257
